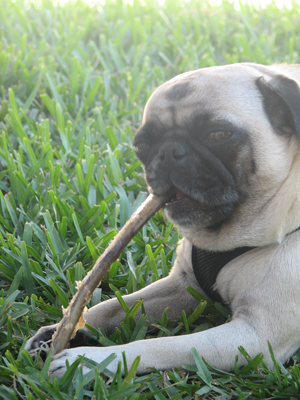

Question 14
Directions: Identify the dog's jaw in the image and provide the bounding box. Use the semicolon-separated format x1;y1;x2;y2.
145;162;242;234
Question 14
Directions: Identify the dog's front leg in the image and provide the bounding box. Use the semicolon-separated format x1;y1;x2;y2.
83;238;201;333
47;317;270;378
25;239;201;353
49;299;300;379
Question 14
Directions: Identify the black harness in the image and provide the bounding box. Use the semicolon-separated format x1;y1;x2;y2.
191;245;254;304
191;228;300;305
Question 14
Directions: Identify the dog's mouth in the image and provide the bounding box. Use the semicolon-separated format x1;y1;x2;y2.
163;185;215;228
165;188;203;207
173;189;187;201
167;189;189;202
154;181;240;230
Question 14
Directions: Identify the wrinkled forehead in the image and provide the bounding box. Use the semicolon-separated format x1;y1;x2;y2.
143;66;265;128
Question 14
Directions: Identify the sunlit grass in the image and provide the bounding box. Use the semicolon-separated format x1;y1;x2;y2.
1;0;300;398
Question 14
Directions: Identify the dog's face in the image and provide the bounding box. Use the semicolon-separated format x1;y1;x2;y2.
134;64;300;251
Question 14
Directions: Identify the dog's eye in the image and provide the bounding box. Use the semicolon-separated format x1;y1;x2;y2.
206;131;233;143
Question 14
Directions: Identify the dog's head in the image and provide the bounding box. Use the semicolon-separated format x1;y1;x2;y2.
133;64;300;251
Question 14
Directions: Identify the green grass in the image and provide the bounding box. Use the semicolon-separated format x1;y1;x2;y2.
1;0;300;398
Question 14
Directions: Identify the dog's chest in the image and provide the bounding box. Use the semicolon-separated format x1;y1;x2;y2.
192;245;254;304
214;234;300;308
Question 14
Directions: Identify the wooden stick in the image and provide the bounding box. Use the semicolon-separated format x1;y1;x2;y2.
52;193;169;355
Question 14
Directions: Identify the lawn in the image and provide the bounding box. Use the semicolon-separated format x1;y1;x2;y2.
1;0;300;398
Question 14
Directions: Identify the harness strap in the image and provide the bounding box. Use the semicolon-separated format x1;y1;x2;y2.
191;227;300;304
192;245;254;304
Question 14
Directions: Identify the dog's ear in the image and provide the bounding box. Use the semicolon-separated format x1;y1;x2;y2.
256;74;300;137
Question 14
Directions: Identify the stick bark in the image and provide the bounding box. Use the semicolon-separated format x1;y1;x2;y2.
52;193;169;355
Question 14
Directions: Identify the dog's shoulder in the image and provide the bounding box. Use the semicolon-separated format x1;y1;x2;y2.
216;230;300;306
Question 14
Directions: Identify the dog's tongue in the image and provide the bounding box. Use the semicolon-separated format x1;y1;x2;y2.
176;189;186;200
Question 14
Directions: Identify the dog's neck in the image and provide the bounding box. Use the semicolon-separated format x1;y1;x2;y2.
192;226;300;305
191;246;254;305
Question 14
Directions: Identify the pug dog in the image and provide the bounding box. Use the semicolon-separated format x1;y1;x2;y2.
25;63;300;378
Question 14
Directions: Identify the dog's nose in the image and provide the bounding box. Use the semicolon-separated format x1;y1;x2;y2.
158;141;187;162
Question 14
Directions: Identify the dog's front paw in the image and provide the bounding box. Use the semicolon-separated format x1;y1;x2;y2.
24;324;58;361
48;347;119;378
49;348;85;378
